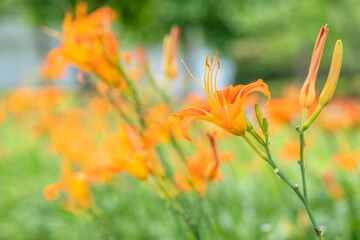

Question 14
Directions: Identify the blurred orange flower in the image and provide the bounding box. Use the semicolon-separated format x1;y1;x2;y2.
44;159;90;211
174;134;233;194
320;98;360;131
170;52;270;142
48;109;95;165
279;140;300;162
0;103;6;125
41;2;125;88
266;84;300;126
105;124;151;180
143;104;172;144
333;151;359;171
322;170;343;200
7;87;34;114
35;86;63;110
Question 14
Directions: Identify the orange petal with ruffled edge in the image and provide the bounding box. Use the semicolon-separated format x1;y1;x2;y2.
169;104;215;142
236;79;271;106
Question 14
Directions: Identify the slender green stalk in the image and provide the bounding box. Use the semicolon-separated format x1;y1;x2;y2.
154;179;201;240
115;63;146;128
145;61;172;108
242;133;267;160
144;61;189;163
259;131;323;239
100;37;146;128
302;105;323;131
302;108;308;126
298;129;308;200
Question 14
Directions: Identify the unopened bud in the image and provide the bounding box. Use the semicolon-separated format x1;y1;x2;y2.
245;116;254;131
319;40;343;107
299;25;329;109
294;183;299;188
274;168;279;174
255;104;264;128
262;118;269;133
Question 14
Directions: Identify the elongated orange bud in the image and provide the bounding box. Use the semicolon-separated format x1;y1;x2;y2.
299;25;329;108
163;26;180;80
319;40;343;106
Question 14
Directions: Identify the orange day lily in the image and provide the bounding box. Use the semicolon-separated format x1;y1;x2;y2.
169;52;270;142
174;133;233;194
43;158;90;211
41;2;125;88
105;124;151;180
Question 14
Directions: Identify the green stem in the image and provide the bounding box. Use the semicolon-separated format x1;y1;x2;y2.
116;63;146;128
100;37;146;128
145;61;172;108
242;133;267;160
145;60;188;163
298;129;308;200
261;132;323;239
155;178;200;239
302;108;308;126
302;105;323;131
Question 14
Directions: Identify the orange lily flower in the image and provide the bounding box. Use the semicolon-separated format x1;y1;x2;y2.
174;133;233;194
41;2;125;88
143;104;173;144
43;159;90;210
105;124;150;180
169;52;270;142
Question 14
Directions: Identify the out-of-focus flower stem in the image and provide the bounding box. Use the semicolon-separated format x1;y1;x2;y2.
155;178;201;240
100;37;146;128
115;63;146;128
144;60;188;162
260;130;324;239
105;88;134;125
145;61;172;108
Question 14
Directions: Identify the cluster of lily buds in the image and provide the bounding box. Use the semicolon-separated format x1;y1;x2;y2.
299;25;343;130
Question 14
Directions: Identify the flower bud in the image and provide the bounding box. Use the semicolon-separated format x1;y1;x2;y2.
163;26;180;80
245;116;254;131
319;40;343;107
262;118;269;133
299;25;329;108
255;104;264;128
